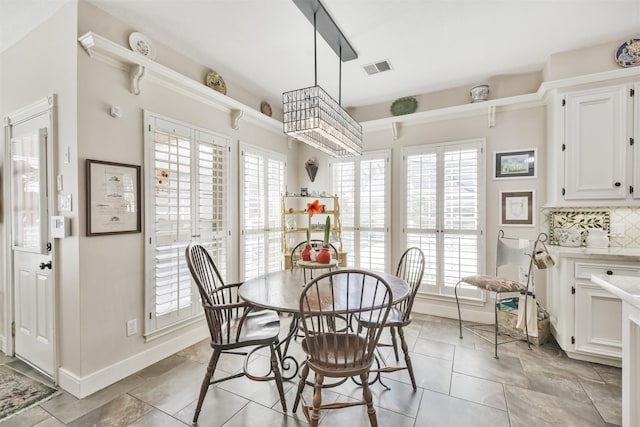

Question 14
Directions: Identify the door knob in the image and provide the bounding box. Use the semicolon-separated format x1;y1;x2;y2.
39;261;52;270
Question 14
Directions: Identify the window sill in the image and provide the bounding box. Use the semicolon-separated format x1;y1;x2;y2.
144;314;205;343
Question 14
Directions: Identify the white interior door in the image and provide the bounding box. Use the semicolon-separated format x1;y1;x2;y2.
10;112;55;378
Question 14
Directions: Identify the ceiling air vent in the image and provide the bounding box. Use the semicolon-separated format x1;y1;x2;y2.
363;60;392;75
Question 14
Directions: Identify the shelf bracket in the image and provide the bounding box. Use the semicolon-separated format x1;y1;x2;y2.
230;109;243;130
487;105;496;128
130;64;145;95
391;122;400;140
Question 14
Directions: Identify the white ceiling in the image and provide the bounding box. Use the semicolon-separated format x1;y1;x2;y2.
2;0;639;109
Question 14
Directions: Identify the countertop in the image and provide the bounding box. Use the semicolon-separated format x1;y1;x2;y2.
549;246;640;259
591;274;640;309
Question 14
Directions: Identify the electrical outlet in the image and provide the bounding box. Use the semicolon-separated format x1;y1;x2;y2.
610;223;625;237
126;319;137;337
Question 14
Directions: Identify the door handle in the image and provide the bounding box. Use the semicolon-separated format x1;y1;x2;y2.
39;261;52;270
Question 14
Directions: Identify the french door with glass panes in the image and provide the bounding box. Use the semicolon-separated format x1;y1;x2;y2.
330;150;390;272
403;139;485;299
144;112;229;334
240;143;286;280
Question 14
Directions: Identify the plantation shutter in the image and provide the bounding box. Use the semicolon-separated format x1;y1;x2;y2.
403;140;484;299
359;157;388;271
330;150;390;272
240;143;286;280
145;113;229;334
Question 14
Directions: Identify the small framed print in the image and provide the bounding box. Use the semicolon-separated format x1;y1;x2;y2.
500;190;535;227
86;159;141;236
494;149;536;179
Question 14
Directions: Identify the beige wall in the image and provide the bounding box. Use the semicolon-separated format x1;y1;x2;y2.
75;1;292;376
0;0;80;370
544;35;640;81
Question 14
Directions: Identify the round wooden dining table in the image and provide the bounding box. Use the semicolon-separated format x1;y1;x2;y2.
239;268;410;384
238;267;410;314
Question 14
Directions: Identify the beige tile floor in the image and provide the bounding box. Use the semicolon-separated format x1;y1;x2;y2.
0;314;622;427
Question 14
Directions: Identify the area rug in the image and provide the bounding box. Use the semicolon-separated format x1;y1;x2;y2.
0;364;58;420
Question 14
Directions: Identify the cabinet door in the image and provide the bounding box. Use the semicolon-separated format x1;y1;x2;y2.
634;82;640;200
564;85;627;200
574;281;622;359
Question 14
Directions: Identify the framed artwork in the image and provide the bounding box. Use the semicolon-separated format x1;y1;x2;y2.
86;159;141;236
494;149;536;179
500;190;535;227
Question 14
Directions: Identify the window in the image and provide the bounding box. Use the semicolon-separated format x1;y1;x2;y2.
330;150;390;272
240;143;286;280
403;139;485;299
144;112;229;335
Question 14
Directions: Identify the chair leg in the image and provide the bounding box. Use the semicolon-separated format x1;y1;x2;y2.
270;344;287;413
293;362;309;412
398;327;416;390
310;373;324;427
193;348;221;423
390;327;400;362
361;373;378;427
493;292;499;359
455;281;463;339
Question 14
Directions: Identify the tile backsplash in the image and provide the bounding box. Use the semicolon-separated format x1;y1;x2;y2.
542;206;640;248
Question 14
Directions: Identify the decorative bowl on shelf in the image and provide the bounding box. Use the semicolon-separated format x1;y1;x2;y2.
470;84;490;102
390;97;418;116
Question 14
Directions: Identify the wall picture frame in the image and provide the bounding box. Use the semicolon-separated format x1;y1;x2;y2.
500;190;535;227
494;149;536;179
86;159;141;236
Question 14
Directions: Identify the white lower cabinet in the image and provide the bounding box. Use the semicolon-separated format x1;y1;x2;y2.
547;248;640;366
574;281;622;358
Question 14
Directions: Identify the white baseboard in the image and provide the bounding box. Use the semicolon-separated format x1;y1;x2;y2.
412;299;494;324
58;323;208;399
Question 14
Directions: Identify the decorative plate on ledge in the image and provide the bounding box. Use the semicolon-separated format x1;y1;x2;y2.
390;97;418;116
128;32;156;60
260;101;272;117
205;69;227;95
615;38;640;67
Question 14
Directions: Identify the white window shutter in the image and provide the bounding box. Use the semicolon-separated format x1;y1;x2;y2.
240;144;286;280
145;113;229;334
403;140;485;299
330;151;390;272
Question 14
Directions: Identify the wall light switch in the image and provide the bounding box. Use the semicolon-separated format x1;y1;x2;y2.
56;174;63;191
58;193;72;212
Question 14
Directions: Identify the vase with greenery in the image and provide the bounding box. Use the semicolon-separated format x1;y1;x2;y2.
316;216;332;264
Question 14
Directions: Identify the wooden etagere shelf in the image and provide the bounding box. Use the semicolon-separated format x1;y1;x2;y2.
281;195;347;268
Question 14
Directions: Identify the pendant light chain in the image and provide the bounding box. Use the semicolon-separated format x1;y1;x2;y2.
339;45;342;105
314;11;317;86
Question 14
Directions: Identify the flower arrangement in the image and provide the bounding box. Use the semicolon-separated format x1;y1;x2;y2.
306;199;323;240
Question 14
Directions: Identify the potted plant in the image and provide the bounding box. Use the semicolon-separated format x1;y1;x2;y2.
316;216;332;264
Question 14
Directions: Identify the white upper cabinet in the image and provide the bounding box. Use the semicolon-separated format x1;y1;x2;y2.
547;81;638;205
634;82;640;201
564;85;628;200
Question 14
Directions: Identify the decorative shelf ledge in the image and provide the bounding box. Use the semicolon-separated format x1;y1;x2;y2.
361;67;640;138
79;31;640;140
78;32;282;134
